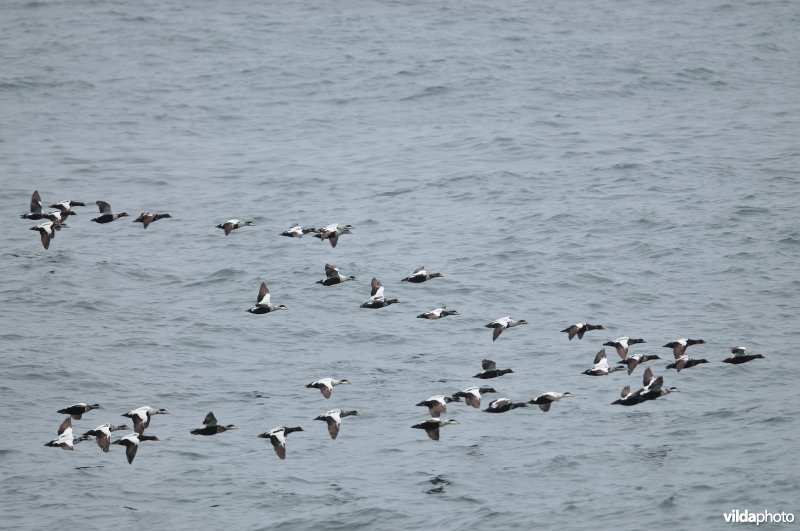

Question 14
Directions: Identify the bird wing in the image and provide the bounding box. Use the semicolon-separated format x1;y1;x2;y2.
370;278;384;299
141;213;155;229
257;282;270;305
324;263;339;278
593;349;606;365
57;417;72;436
482;359;497;371
125;441;138;464
492;326;504;341
326;418;340;440
270;433;287;460
538;402;552;412
320;385;332;399
426;427;440;441
642;367;654;387
203;412;218;427
96;201;112;213
30;191;42;213
38;228;51;250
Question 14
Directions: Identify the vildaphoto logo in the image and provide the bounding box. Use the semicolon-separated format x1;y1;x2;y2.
723;509;795;525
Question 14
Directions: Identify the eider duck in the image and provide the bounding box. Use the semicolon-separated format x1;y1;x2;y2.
612;368;678;405
91;201;129;223
258;426;304;460
30;221;57;249
360;278;398;308
42;209;68;227
639;368;679;401
57;402;103;420
617;353;661;375
582;349;624;376
113;432;159;464
603;336;646;359
485;316;528;341
612;367;654;406
133;211;172;229
315;223;354;248
417;306;459;319
50;200;84;220
314;409;360;440
20;190;46;220
723;346;766;364
611;385;643;406
246;281;288;314
216;219;254;236
317;263;357;286
561;322;605;341
451;386;498;408
78;424;130;452
121;406;169;435
663;338;705;357
401;266;443;283
473;359;514;379
528;392;574;412
416;395;461;418
306;377;350;399
483;397;528;413
411;418;458;441
190;412;238;435
44;417;75;451
666;354;709;372
51;199;86;209
280;224;317;238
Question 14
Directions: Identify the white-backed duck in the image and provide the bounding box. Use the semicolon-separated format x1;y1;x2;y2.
44;417;74;451
216;219;254;236
483;397;528;413
582;349;624;376
360;278;398;308
78;424;130;452
280;224;317;238
417;306;459;319
603;337;646;358
485;316;528;341
315;223;354;248
121;406;169;435
258;426;304;460
30;221;57;249
114;432;159;464
306;377;350;399
561;322;605;341
416;395;460;418
411;418;458;441
528;392;575;412
314;409;360;440
473;359;514;379
317;263;357;286
247;281;288;314
133;212;172;229
723;346;766;364
451;386;498;408
401;266;443;283
57;403;103;420
663;338;705;357
91;201;129;223
191;412;238;435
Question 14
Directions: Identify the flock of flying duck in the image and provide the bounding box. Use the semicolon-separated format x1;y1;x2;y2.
31;189;767;461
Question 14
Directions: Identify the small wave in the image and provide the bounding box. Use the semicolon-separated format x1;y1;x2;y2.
399;85;450;101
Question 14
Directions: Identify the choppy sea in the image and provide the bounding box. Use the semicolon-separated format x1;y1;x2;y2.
1;0;799;529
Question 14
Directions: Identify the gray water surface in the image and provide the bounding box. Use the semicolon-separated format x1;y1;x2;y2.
1;0;799;529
